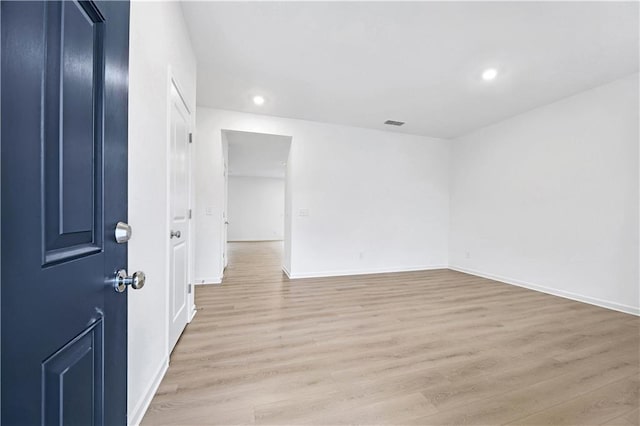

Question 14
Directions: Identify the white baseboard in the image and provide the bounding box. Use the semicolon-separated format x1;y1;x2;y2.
282;264;291;278
188;307;197;323
128;356;169;426
449;265;639;316
195;277;221;285
287;264;448;279
229;239;284;242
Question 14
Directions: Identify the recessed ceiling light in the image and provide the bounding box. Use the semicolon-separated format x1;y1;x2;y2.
482;68;498;81
253;95;265;105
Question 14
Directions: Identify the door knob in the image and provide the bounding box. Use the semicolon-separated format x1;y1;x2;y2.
115;221;132;243
113;269;146;293
170;230;181;239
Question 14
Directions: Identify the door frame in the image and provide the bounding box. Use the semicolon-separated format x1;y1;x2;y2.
219;129;293;278
165;68;195;357
223;161;229;269
221;133;229;275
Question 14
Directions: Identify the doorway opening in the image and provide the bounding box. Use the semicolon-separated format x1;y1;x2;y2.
221;130;292;278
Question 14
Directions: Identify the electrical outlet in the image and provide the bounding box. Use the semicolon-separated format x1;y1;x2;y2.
465;251;471;259
359;252;365;260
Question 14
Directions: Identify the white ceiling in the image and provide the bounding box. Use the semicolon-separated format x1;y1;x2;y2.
225;130;291;179
184;2;639;139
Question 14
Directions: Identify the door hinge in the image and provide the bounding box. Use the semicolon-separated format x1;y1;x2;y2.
188;208;192;219
188;283;192;294
189;133;193;143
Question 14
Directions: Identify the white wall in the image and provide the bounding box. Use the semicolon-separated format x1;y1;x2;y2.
449;73;639;315
128;2;196;424
195;109;450;282
227;176;285;241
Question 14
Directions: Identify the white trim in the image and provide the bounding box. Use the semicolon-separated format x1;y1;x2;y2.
128;357;169;426
221;135;229;281
195;277;222;284
163;67;173;377
229;239;285;243
188;307;197;323
282;264;291;278
449;265;640;317
287;265;448;279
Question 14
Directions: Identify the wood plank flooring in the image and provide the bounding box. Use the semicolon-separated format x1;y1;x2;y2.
142;241;639;425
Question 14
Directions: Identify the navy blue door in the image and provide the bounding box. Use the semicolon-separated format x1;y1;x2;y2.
1;1;129;424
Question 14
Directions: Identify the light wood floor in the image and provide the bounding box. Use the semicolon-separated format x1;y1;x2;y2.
143;241;639;426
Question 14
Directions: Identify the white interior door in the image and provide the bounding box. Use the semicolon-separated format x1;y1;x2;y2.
169;81;190;352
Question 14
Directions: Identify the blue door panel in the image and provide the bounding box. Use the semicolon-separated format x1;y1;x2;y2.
43;0;105;264
58;1;102;235
43;320;104;426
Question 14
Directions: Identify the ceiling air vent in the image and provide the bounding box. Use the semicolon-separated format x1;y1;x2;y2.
384;120;405;126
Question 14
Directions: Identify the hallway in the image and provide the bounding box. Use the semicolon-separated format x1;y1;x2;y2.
142;242;639;425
